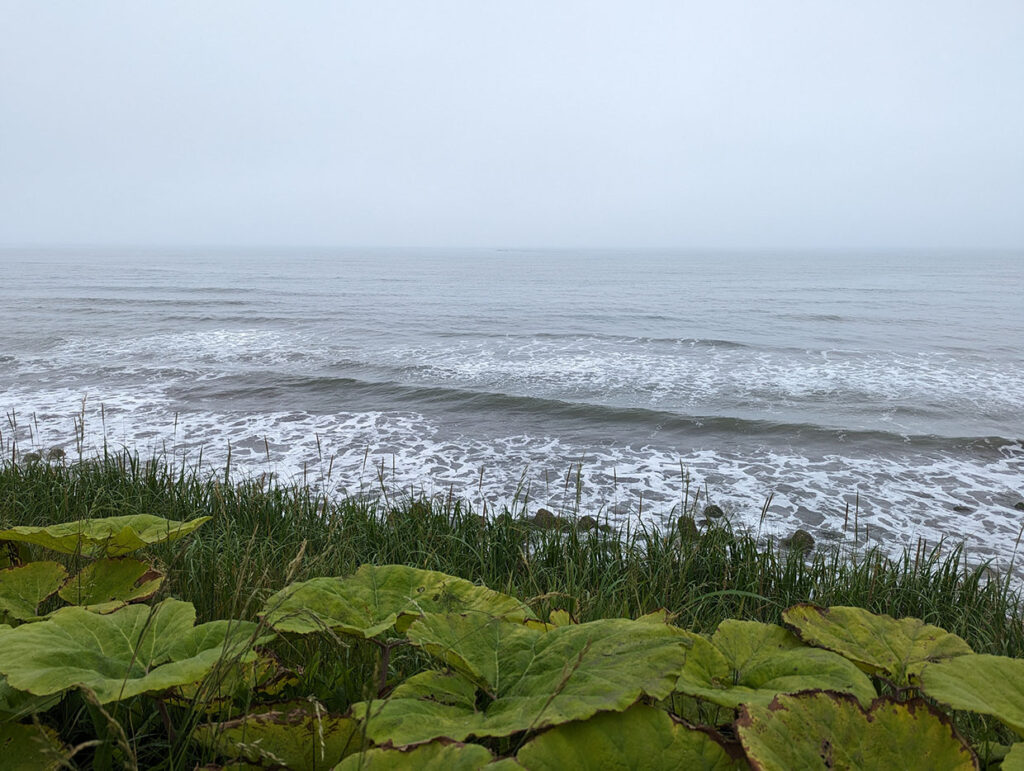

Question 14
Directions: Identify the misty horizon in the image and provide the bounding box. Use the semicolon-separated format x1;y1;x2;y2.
2;1;1022;250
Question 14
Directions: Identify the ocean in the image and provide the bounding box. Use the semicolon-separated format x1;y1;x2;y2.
2;248;1022;568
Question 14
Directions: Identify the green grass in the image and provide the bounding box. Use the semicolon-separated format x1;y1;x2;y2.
3;449;1021;653
3;450;1024;767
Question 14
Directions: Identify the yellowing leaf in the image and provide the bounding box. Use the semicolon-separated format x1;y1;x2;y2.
0;723;67;771
334;741;496;770
193;705;363;770
261;564;536;639
675;619;876;709
0;599;265;703
1002;744;1024;771
515;704;741;770
782;604;972;684
58;557;164;613
918;654;1024;737
737;693;976;771
0;562;67;621
352;614;689;745
548;610;574;626
171;652;300;716
0;515;211;557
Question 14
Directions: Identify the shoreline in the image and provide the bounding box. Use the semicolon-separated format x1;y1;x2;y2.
2;448;1020;631
7;433;1024;584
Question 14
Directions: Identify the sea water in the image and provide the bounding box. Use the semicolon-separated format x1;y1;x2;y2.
2;248;1022;567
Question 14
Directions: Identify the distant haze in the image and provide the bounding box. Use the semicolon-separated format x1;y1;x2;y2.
1;1;1022;249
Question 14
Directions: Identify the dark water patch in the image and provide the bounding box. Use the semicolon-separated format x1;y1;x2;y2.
166;372;1020;455
3;247;1023;570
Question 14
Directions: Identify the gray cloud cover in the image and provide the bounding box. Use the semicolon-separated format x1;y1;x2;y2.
1;1;1022;248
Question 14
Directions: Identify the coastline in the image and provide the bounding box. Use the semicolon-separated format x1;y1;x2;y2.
3;448;1020;637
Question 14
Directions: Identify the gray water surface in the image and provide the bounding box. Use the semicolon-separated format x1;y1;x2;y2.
2;248;1022;566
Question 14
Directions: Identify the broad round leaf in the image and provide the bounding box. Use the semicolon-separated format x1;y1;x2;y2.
58;557;164;613
352;614;690;745
737;692;977;770
0;599;264;703
171;652;300;715
261;564;536;639
0;676;63;721
548;609;575;627
1002;744;1024;771
782;604;972;684
194;705;363;769
676;620;876;709
918;654;1024;736
334;741;496;770
0;515;212;557
515;704;740;770
0;562;67;621
0;723;67;770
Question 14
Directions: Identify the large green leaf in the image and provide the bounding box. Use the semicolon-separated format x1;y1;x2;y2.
261;564;536;639
782;604;972;684
0;677;63;721
171;652;300;716
57;557;164;613
0;515;211;557
0;599;264;703
0;562;67;621
194;704;363;770
334;741;497;770
514;704;741;770
1002;744;1024;771
675;620;876;710
737;692;977;770
918;654;1024;736
351;613;689;745
0;723;67;770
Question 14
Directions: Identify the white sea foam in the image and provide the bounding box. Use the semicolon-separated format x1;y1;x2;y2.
362;338;1024;439
4;389;1022;575
22;330;1024;429
4;250;1023;579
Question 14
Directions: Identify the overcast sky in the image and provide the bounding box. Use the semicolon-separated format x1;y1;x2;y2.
1;1;1022;249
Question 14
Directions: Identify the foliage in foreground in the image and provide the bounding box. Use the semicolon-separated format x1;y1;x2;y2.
2;512;1024;769
3;452;1020;656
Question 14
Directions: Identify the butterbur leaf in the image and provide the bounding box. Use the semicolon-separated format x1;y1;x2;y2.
1002;744;1024;771
548;609;574;626
0;515;211;557
524;609;578;632
0;723;68;770
172;652;300;715
736;692;977;770
918;654;1024;736
351;613;689;745
387;670;479;708
514;704;741;770
261;564;536;639
0;676;63;720
193;704;363;770
0;562;67;620
57;557;164;612
334;741;496;770
670;692;734;730
675;620;876;709
0;599;264;703
637;609;677;624
782;604;972;684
